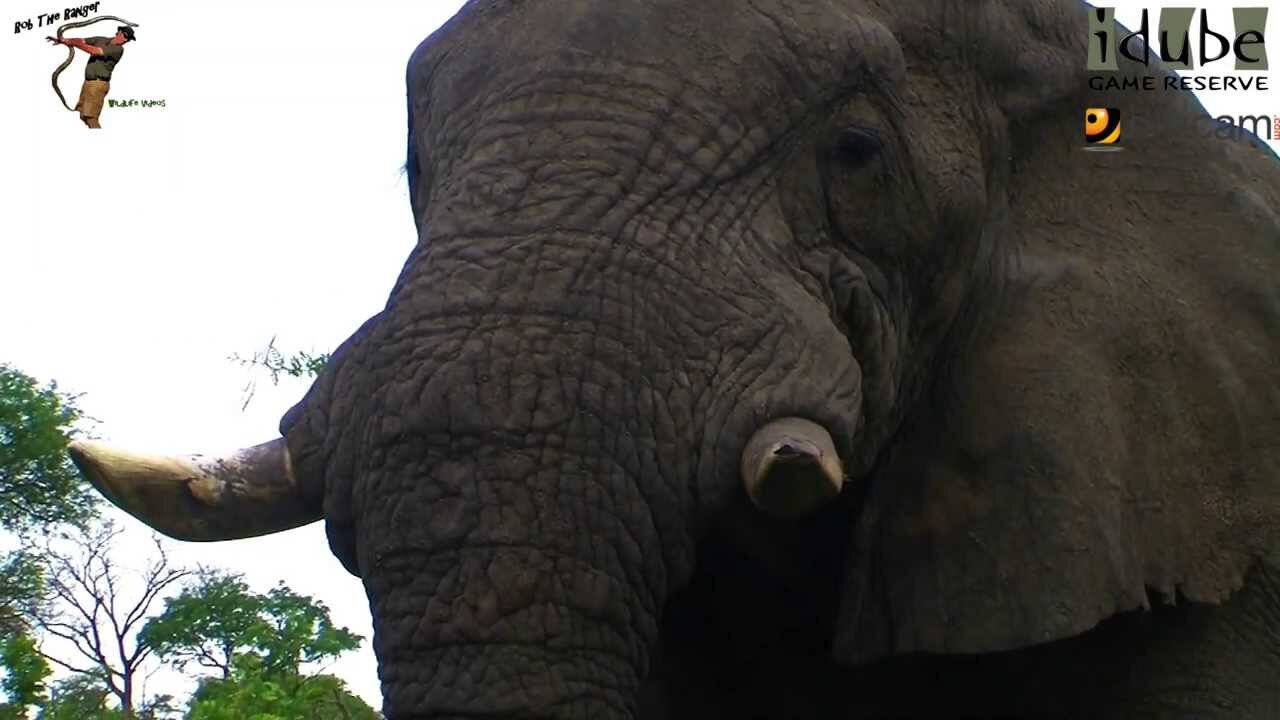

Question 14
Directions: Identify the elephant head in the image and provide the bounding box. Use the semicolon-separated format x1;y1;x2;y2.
70;0;1280;717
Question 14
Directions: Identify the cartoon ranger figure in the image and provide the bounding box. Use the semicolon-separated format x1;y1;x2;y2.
46;25;135;128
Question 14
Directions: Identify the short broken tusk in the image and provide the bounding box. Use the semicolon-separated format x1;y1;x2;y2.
68;437;319;542
741;417;846;517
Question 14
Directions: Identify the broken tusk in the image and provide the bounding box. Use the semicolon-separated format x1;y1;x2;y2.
740;417;846;517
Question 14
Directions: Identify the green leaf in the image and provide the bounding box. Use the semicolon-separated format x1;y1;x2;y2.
228;338;329;411
186;657;378;720
0;364;98;531
33;674;124;720
0;630;51;716
0;552;45;636
142;571;362;682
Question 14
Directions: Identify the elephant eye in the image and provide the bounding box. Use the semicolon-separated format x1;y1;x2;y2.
833;126;884;168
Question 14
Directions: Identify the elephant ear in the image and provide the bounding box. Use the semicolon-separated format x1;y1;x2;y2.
832;0;1280;663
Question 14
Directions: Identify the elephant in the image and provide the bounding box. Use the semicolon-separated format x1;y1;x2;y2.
66;0;1280;717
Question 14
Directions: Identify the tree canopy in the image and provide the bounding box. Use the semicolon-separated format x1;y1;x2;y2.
31;674;121;720
143;571;375;719
0;364;96;531
229;338;328;410
0;360;378;719
0;634;50;720
3;538;380;719
142;570;361;680
186;656;378;720
17;523;190;715
0;552;44;636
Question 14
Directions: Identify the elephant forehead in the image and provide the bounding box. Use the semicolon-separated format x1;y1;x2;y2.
409;0;905;132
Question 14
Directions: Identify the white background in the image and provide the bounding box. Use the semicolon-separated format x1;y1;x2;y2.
0;0;1274;711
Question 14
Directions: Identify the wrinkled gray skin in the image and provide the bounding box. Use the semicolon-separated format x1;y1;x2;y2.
110;0;1280;717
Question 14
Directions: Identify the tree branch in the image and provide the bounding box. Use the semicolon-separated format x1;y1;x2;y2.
34;647;101;677
19;522;190;714
331;684;354;720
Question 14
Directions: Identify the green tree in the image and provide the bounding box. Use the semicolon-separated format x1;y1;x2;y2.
136;573;257;681
142;571;361;680
185;656;378;720
143;572;373;719
0;365;100;719
254;584;361;676
134;694;179;720
0;552;44;637
34;674;124;720
0;364;96;531
20;523;190;716
0;632;51;719
229;338;328;410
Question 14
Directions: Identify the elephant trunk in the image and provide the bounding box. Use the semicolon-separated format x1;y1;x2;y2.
348;338;670;717
361;441;669;719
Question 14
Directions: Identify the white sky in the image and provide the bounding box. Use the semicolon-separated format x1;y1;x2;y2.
0;0;1275;712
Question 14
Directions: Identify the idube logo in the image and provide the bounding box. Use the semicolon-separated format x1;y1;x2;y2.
1088;6;1270;92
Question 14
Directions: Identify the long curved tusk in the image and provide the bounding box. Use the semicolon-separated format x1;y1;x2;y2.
741;417;846;518
67;438;320;541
